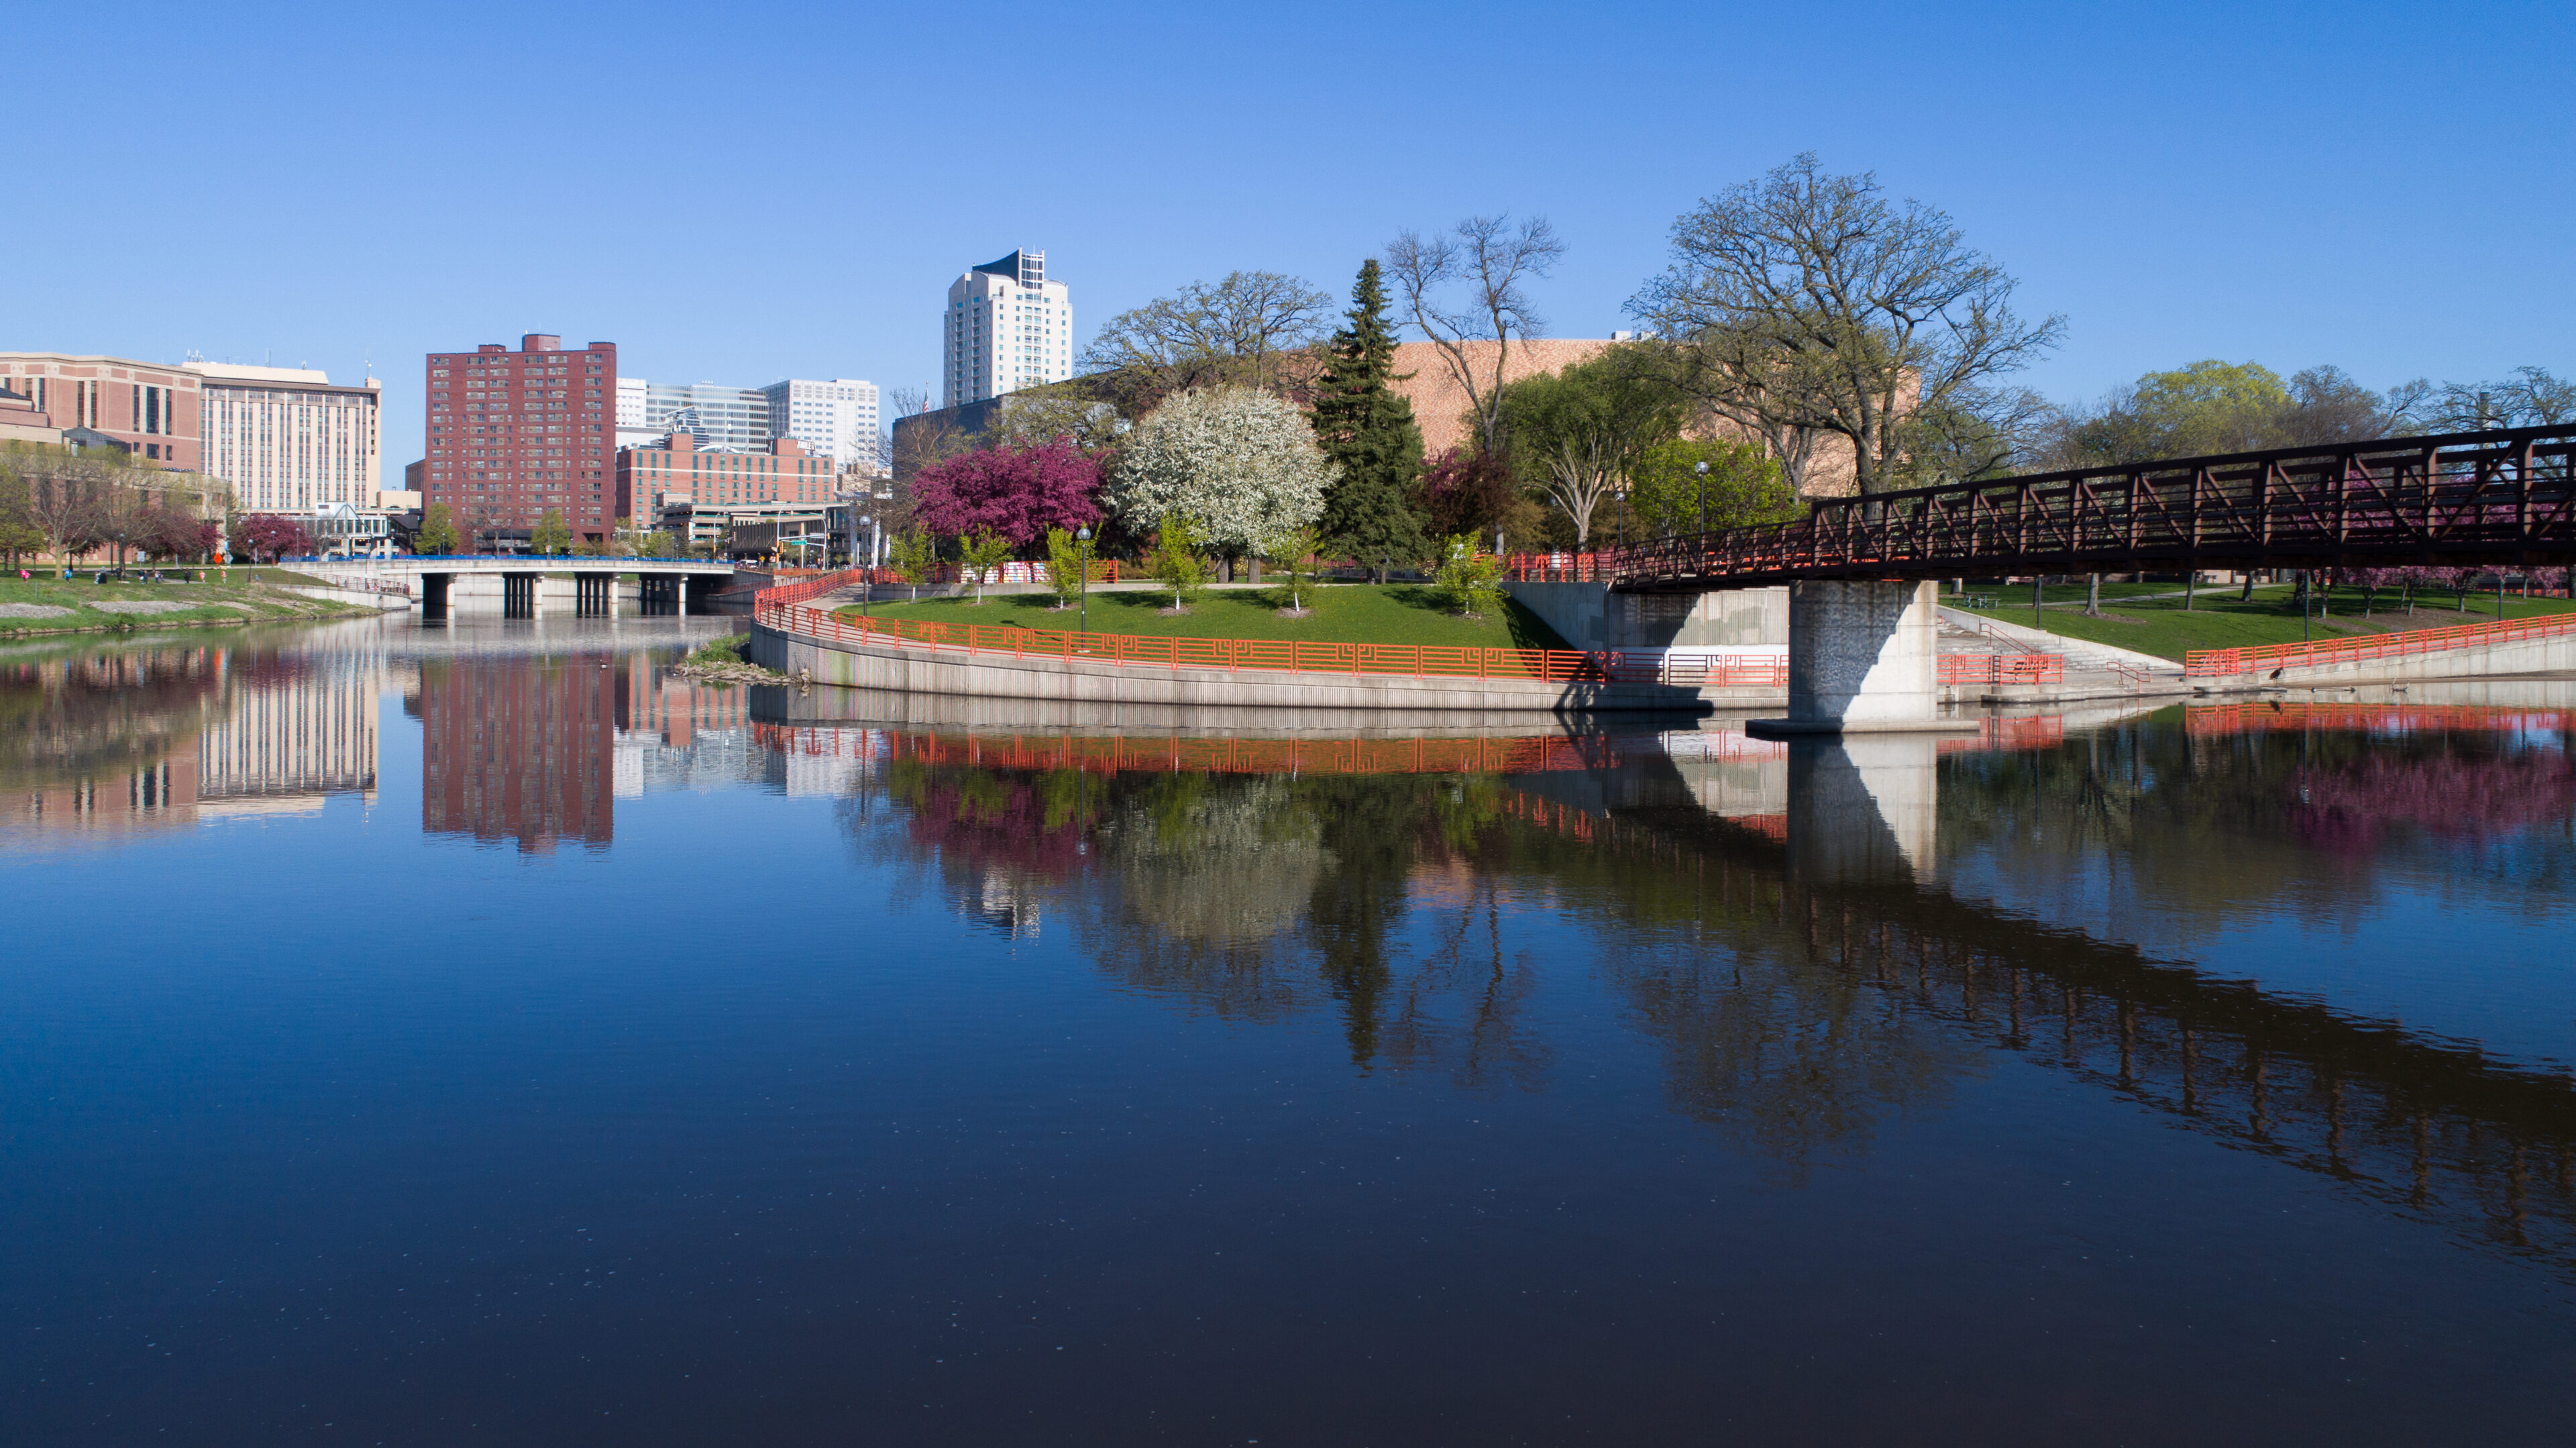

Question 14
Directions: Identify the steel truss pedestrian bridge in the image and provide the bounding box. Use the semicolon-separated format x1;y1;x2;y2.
1605;425;2576;592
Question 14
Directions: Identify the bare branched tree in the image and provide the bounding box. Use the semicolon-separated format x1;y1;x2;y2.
1080;270;1334;400
1631;154;2063;494
21;452;115;565
887;385;963;486
2410;366;2576;433
1896;383;2055;486
1383;215;1567;455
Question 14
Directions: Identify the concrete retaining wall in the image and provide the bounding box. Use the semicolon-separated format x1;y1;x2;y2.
751;619;1772;715
278;584;412;611
2196;627;2576;689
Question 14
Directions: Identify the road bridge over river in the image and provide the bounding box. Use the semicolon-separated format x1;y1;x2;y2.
294;556;739;617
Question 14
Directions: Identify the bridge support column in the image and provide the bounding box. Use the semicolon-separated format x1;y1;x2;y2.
1755;580;1972;735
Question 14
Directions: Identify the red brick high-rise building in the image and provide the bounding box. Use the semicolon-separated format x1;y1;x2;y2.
421;333;617;548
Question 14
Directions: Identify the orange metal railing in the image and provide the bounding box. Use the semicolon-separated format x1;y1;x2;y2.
2184;608;2576;677
1939;652;2066;686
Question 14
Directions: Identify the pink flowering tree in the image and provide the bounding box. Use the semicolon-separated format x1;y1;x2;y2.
910;438;1103;552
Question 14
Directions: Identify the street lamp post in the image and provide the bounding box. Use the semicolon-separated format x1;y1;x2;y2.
1075;525;1093;635
1695;459;1710;538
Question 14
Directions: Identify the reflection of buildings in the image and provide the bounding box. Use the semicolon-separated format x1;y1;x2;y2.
614;662;753;796
198;663;378;815
0;646;379;844
419;656;614;852
752;723;881;798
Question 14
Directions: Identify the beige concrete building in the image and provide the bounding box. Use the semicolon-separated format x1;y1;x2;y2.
186;362;383;515
1387;338;1866;497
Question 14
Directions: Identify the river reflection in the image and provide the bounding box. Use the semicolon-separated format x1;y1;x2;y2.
5;627;2575;1443
825;705;2576;1259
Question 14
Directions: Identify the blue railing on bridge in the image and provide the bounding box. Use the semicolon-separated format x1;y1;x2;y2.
286;554;735;565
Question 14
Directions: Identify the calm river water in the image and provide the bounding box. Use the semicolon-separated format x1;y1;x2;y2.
4;618;2573;1444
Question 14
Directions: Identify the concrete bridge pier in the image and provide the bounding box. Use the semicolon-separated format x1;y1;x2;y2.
421;572;451;618
1756;580;1975;735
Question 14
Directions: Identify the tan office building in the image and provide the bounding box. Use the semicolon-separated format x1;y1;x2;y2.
187;362;384;514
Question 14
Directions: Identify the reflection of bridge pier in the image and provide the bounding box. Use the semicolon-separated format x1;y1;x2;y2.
1786;733;1937;883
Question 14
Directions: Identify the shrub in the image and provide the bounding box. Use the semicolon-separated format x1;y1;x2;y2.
1148;515;1208;612
1433;533;1506;618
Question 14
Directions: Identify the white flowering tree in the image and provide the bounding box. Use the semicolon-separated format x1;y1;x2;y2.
1104;386;1334;578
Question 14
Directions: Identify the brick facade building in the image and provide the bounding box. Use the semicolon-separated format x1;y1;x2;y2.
615;430;833;521
0;352;201;467
421;334;618;546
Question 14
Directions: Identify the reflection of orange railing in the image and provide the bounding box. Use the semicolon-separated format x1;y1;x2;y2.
2185;608;2576;677
881;730;1624;777
1939;653;2065;685
2185;702;2576;736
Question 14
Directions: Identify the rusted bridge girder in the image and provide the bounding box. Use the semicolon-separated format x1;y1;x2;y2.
1611;425;2576;591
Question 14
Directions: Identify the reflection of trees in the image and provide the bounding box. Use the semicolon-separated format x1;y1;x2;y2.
1097;775;1328;947
1937;717;2576;945
2287;748;2576;856
854;747;1555;1082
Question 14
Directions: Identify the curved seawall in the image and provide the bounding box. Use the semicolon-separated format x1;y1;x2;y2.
748;617;1776;715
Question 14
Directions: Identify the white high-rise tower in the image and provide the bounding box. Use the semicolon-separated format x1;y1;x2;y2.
943;249;1072;410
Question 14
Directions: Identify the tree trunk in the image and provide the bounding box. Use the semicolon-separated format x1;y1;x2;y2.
2239;573;2254;603
2085;573;2100;617
1217;555;1233;584
2182;570;2195;612
1247;558;1260;584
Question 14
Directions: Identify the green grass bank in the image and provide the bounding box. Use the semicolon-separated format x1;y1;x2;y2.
834;583;1571;652
1955;581;2576;660
0;572;380;636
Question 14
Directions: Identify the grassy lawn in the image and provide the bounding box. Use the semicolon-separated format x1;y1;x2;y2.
836;583;1572;652
1956;582;2576;660
0;574;376;633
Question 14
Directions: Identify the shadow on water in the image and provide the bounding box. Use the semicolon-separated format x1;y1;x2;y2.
818;696;2576;1276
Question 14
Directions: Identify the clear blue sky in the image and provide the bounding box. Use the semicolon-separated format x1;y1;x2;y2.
15;0;2570;487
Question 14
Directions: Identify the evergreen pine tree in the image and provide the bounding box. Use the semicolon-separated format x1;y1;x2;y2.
1311;260;1428;582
